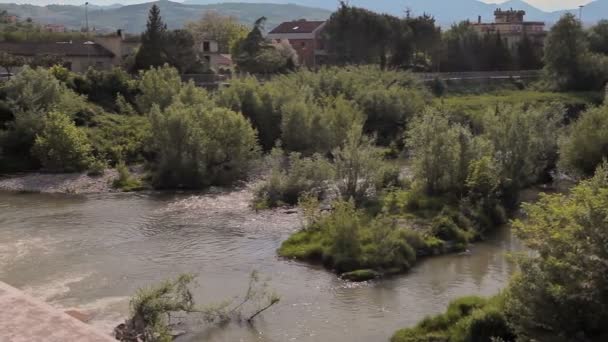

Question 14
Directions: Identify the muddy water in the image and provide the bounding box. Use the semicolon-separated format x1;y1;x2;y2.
0;189;522;342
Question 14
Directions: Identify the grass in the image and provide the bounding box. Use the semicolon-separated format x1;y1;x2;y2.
391;295;514;342
112;162;144;192
278;193;474;281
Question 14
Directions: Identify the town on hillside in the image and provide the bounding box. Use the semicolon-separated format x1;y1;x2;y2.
1;5;552;77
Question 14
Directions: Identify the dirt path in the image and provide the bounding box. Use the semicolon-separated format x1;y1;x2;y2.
0;170;119;194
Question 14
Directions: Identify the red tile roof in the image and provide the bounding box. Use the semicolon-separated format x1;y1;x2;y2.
269;20;325;34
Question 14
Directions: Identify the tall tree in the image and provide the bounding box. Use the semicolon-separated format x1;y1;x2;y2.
134;4;167;71
517;32;542;70
0;52;24;77
163;29;200;73
543;13;589;90
186;12;249;54
588;19;608;55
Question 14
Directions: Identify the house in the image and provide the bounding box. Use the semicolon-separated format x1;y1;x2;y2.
267;19;327;68
44;24;66;33
196;39;233;71
0;30;138;73
472;9;546;50
1;14;19;24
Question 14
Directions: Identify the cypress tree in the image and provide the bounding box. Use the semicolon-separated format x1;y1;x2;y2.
134;4;167;71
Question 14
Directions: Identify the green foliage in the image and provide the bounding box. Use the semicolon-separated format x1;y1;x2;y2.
125;274;195;342
149;102;259;189
186;11;249;55
544;13;608;91
253;149;334;208
279;200;420;276
215;76;283;151
406;108;476;195
588;20;608;55
134;4;167;71
32;111;92;173
333;125;389;205
87;114;151;165
234;17;297;74
392;295;514;342
505;163;608;342
558;105;608;177
72;67;136;112
482;103;562;192
136;65;183;113
0;51;24;75
113;162;144;192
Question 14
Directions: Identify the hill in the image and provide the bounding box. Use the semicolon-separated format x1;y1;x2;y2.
185;0;607;25
0;0;332;33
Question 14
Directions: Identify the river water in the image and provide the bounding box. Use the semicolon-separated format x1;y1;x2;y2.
0;189;522;342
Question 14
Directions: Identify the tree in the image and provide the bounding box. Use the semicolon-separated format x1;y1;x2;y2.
482;104;562;195
162;29;201;73
558;105;608;177
149;102;259;189
332;124;386;204
32;111;92;172
506;163;608;342
588;19;608;55
0;52;24;77
517;32;542;70
544;13;608;90
406;108;475;195
134;4;167;71
186;11;249;54
234;17;296;74
136;65;183;113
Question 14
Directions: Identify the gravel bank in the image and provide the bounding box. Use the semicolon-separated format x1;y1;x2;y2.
0;170;119;194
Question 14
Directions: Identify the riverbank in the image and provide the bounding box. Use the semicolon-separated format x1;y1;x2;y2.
0;170;124;194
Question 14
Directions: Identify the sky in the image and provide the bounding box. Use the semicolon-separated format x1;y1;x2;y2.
0;0;597;11
482;0;593;11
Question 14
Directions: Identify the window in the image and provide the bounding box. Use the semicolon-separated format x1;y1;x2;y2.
301;42;306;47
203;41;210;52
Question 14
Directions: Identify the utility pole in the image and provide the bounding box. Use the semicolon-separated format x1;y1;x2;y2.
85;2;89;34
579;5;584;23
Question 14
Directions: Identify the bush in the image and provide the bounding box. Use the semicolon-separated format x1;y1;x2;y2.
558;105;608;177
392;295;514;342
149;102;259;189
32;111;92;173
136;65;183;113
86;114;152;165
112;162;144;192
253;149;334;208
279;200;418;277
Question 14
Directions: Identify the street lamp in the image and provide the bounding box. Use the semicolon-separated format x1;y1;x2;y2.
85;2;89;33
579;5;584;23
84;40;95;69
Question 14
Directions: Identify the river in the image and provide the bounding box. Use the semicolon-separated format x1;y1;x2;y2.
0;189;522;342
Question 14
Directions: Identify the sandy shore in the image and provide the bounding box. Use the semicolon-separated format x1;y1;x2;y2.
0;170;120;194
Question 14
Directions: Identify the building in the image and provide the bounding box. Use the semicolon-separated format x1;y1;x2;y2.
0;30;138;73
196;39;234;71
473;9;546;50
267;19;327;68
1;14;19;24
44;24;66;33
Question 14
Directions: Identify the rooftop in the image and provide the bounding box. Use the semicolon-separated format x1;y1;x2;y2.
0;41;115;57
269;20;326;34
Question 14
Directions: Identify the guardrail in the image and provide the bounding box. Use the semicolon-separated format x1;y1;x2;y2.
182;70;543;87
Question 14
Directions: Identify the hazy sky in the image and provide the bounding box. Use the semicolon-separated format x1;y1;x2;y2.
483;0;593;11
0;0;597;11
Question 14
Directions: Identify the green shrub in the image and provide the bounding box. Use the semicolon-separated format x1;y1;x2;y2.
149;102;259;189
87;158;107;177
32;111;92;173
136;65;183;113
253;149;334;208
86;114;152;165
113;162;144;192
558;105;608;177
392;295;514;342
279;200;418;277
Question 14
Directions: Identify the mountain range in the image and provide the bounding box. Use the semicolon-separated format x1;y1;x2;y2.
184;0;607;24
0;0;331;32
0;0;606;33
